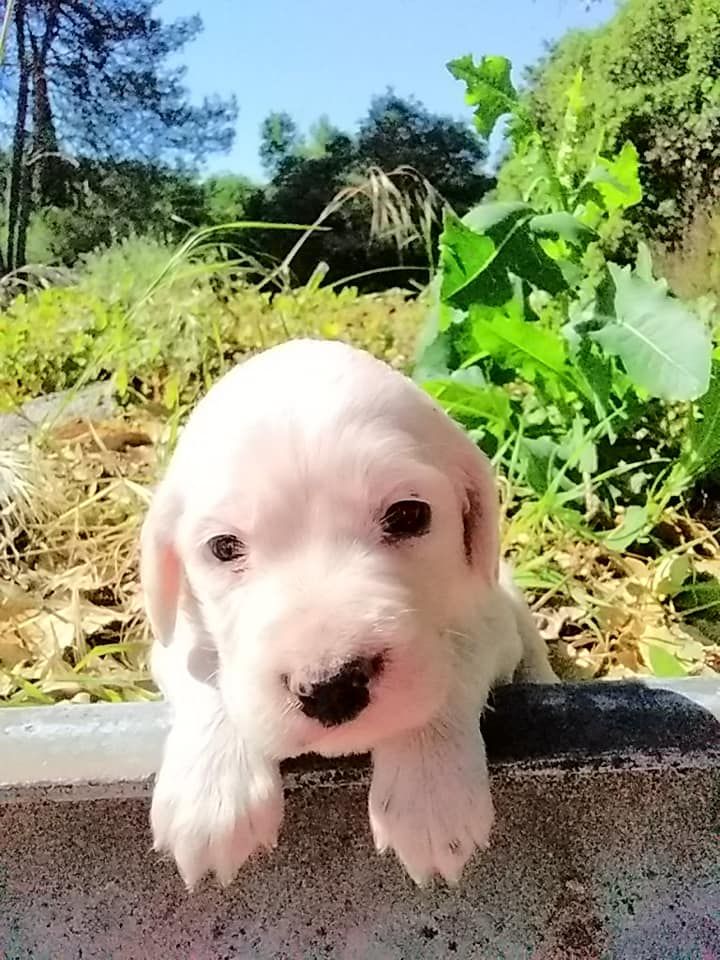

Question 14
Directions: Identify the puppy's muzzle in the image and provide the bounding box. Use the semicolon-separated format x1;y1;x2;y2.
290;655;384;727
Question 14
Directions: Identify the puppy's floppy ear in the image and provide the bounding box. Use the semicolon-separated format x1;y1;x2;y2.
140;481;183;646
454;436;500;587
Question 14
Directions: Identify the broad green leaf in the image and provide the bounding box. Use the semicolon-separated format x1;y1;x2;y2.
591;264;712;402
529;212;597;249
449;365;488;387
414;317;452;381
413;284;449;381
423;378;511;433
585;142;642;212
559;415;598;476
447;54;518;138
462;201;532;233
573;340;615;422
652;554;692;599
440;203;567;309
643;643;689;679
470;306;568;383
517;436;571;496
413;334;450;383
420;273;465;339
413;273;468;380
601;504;650;552
439;212;496;304
635;241;657;284
554;257;585;288
478;221;568;303
439;301;467;333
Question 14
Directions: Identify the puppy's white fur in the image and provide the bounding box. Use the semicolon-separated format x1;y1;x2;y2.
141;338;557;889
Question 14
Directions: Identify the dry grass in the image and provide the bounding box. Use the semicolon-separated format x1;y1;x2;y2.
0;419;157;703
258;164;446;293
503;496;720;681
654;204;720;302
2;399;718;706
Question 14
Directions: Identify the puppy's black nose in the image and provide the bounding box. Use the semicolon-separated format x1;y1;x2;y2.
296;655;383;727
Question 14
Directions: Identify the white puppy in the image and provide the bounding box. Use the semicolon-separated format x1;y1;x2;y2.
141;338;557;890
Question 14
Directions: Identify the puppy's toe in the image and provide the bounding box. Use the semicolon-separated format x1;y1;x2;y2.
175;838;214;892
433;804;493;885
432;836;475;886
210;787;284;885
246;774;285;851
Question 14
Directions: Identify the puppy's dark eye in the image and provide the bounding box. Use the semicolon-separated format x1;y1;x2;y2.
381;500;432;541
208;534;246;563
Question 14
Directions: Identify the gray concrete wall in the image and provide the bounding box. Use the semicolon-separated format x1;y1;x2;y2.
1;680;718;960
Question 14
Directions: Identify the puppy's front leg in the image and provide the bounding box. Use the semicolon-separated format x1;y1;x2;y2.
369;709;494;885
497;563;559;684
151;684;284;889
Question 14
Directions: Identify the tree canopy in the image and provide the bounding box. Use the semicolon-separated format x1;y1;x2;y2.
523;0;720;238
251;92;494;287
0;10;496;288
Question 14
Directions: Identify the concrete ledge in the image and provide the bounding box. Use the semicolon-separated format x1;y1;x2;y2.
1;679;718;799
1;680;719;959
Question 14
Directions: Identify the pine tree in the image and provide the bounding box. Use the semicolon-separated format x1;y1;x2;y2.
1;0;237;272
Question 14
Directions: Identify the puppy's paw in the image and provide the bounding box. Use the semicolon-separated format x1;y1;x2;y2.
369;723;494;886
151;725;284;889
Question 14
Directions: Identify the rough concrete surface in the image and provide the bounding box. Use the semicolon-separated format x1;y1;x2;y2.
0;681;718;960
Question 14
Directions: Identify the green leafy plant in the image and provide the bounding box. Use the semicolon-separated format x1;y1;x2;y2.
416;56;716;547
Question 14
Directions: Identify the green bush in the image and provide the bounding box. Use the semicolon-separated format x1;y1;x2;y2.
522;0;720;240
0;239;424;413
0;287;124;407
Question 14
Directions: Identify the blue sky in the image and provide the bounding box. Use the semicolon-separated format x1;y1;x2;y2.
162;0;616;181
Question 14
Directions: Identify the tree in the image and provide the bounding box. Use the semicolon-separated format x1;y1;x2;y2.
259;111;301;177
298;115;343;160
247;132;361;282
1;0;237;273
522;0;720;239
357;91;492;211
259;111;343;171
203;173;256;224
248;95;494;289
28;160;209;263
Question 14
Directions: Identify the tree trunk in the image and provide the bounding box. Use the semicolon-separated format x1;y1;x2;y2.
6;0;29;274
33;71;61;204
15;147;32;271
10;1;63;272
30;1;62;206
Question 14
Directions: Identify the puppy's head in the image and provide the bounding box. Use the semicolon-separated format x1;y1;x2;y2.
141;339;499;758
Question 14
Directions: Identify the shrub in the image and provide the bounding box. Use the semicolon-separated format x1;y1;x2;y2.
0;243;424;413
522;0;720;240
